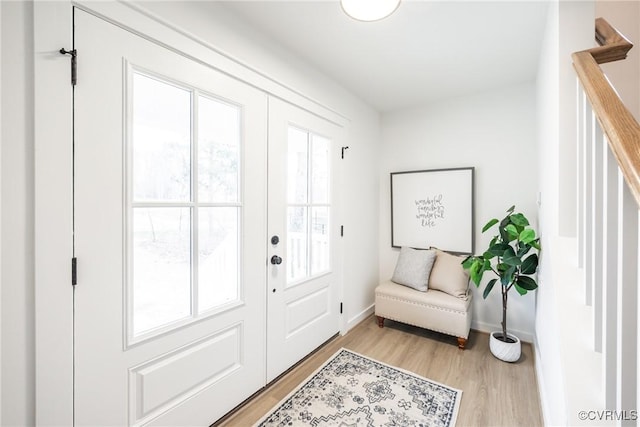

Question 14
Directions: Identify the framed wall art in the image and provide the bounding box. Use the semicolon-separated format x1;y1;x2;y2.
390;167;474;254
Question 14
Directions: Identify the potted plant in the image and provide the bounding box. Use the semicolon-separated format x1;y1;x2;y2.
462;206;540;362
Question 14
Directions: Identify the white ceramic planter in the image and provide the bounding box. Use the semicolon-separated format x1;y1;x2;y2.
489;331;521;362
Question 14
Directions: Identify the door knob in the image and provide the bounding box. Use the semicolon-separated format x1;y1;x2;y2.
270;255;283;265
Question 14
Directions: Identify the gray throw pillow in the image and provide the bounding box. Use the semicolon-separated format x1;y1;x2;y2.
391;247;437;292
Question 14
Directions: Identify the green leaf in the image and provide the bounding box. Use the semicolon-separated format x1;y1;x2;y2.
499;216;511;229
461;256;474;269
517;242;532;257
482;218;499;233
503;255;522;267
483;251;496;260
517;275;538;290
469;260;484;285
521;254;539;275
502;246;516;258
515;224;525;236
505;224;519;239
514;283;528;295
510;213;529;227
506;205;516;214
501;265;516;286
489;243;510;256
483;278;498;299
499;217;511;242
530;239;541;250
519;228;536;244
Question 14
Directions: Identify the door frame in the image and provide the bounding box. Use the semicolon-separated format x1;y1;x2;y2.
34;2;349;425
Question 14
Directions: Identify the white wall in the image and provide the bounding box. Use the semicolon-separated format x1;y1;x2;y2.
1;1;35;425
135;0;382;328
534;3;566;425
379;82;539;340
558;0;590;241
534;1;595;425
557;1;602;238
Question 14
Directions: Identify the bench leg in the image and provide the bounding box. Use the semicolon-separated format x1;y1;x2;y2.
377;316;385;328
457;337;467;350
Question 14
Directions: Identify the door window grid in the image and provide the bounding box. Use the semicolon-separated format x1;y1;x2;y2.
286;126;331;286
127;70;243;344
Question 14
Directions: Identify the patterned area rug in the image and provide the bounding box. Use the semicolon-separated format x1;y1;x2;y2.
256;348;462;427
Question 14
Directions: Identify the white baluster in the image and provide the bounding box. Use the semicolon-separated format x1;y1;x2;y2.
578;81;586;269
616;170;638;422
592;121;604;352
585;106;594;306
603;138;619;409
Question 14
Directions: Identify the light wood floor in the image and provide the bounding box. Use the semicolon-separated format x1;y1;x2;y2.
216;316;543;426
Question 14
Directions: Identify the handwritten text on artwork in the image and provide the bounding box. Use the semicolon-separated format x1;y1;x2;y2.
415;194;445;227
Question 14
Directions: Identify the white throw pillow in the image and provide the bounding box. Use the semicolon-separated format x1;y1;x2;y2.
391;247;437;292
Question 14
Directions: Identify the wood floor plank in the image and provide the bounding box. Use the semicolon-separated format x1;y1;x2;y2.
215;316;543;426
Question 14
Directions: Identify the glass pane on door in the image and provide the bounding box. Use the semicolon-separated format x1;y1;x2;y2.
287;127;308;204
132;73;191;202
198;207;239;312
198;95;240;203
311;135;330;204
132;207;191;335
311;207;330;275
287;206;308;282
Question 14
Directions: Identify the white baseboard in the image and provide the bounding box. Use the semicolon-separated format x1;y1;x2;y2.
471;320;534;343
533;335;551;427
345;304;375;333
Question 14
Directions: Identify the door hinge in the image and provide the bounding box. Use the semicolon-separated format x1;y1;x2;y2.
341;146;349;159
59;48;77;86
340;302;343;314
340;225;344;237
71;257;77;286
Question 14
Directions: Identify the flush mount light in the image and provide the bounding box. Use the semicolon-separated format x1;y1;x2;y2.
341;0;401;22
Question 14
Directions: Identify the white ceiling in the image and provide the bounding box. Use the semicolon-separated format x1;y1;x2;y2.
218;1;550;113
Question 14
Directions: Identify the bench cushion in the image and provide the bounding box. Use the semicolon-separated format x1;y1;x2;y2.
375;280;472;339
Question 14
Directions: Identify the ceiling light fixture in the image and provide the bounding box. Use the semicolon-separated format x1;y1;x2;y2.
340;0;401;22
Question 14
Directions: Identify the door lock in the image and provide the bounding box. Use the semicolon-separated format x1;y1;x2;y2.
271;235;280;245
270;255;283;265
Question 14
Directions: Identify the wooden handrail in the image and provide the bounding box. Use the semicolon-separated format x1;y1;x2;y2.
572;18;640;206
591;17;633;64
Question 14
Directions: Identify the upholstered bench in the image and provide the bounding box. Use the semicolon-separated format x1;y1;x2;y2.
375;248;473;349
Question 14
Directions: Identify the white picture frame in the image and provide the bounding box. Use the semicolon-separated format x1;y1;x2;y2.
390;167;474;254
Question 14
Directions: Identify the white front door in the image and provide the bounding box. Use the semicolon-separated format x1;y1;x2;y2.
74;9;267;425
266;98;343;382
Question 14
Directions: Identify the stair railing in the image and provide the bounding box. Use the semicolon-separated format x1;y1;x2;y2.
573;17;639;415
